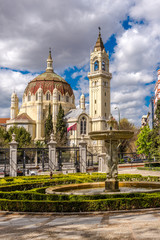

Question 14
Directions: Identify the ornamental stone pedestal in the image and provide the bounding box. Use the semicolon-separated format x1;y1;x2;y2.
104;139;120;192
48;133;57;171
9;133;18;177
79;135;87;173
89;114;134;192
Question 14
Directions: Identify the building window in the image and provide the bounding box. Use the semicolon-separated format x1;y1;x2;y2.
104;81;108;87
105;92;106;96
95;100;96;104
66;96;69;102
36;93;38;101
46;92;50;101
94;60;99;71
95;110;96;114
59;94;61;101
80;117;86;135
105;113;106;117
102;61;105;71
105;102;106;107
28;93;31;102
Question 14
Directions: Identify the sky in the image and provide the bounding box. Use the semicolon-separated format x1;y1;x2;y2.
0;0;160;126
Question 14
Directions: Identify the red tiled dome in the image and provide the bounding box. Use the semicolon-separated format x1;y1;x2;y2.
24;71;74;97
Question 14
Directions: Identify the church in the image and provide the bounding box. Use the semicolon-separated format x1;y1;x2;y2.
6;30;112;154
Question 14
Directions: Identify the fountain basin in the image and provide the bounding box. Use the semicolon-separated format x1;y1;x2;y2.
46;181;160;195
89;130;134;140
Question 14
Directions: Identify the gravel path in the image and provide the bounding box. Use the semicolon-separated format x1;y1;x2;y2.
0;210;160;240
119;168;160;177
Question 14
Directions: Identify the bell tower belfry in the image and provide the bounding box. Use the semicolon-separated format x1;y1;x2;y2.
88;28;112;131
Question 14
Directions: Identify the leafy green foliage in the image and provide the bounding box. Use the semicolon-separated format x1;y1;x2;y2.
45;104;53;143
35;141;46;148
0;127;9;147
0;126;31;148
56;104;67;146
136;125;152;158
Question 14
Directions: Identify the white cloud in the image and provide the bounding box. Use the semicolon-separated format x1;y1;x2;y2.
74;77;89;105
109;1;160;125
130;0;160;23
0;69;37;117
0;0;132;71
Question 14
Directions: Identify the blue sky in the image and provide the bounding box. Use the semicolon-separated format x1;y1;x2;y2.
0;0;159;126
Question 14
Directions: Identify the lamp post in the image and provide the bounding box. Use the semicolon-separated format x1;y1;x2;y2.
115;107;120;130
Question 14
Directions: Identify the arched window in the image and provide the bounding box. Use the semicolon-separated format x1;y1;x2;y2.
28;93;31;102
66;96;69;102
102;61;105;71
80;117;86;135
46;92;50;101
36;92;38;101
94;60;99;71
58;94;61;101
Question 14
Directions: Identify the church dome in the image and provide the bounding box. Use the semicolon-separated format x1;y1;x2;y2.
24;71;74;97
24;50;74;97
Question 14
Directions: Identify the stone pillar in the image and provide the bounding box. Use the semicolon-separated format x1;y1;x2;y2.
79;135;87;173
9;133;18;177
98;153;107;173
36;87;43;140
48;133;57;171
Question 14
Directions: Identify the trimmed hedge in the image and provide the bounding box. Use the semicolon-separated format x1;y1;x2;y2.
0;195;160;212
0;173;160;212
137;167;160;171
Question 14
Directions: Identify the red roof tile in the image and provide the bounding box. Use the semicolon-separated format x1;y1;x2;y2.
0;118;10;124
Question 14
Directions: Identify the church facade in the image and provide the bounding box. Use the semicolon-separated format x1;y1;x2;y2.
6;31;112;154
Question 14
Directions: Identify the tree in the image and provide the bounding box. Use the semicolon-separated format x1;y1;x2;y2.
136;125;152;159
0;127;8;147
118;118;139;153
56;104;67;146
45;104;53;143
4;126;32;148
150;100;160;160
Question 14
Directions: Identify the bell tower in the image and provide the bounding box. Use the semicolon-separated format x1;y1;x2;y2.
88;28;112;131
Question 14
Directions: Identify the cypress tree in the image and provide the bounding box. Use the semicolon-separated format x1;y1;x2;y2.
56;104;67;146
45;103;53;143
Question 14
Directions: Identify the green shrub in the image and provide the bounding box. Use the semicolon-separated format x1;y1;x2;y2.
0;173;159;212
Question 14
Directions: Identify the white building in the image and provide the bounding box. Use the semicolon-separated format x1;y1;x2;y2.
7;30;112;154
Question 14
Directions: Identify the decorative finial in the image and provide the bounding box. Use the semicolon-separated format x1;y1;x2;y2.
46;48;53;72
98;26;101;35
12;133;16;141
49;48;52;58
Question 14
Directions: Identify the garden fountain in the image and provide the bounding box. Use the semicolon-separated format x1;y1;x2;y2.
89;114;134;192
